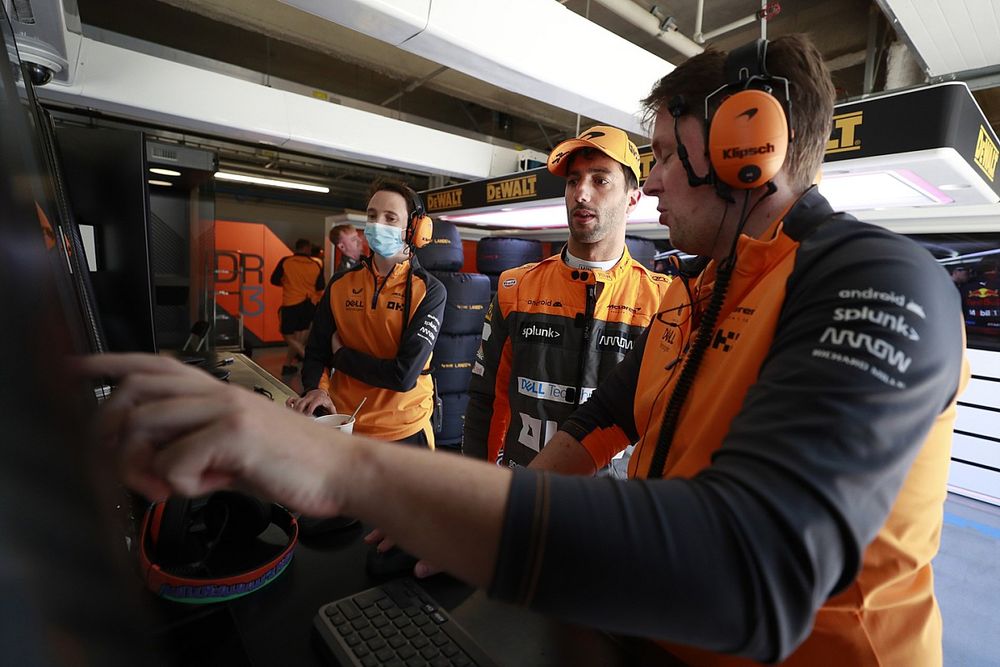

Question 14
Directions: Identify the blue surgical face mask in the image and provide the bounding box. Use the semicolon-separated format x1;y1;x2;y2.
364;222;405;258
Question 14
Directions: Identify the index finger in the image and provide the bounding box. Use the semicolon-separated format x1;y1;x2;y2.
72;353;194;380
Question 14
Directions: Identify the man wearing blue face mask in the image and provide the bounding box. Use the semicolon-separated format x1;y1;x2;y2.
291;179;445;448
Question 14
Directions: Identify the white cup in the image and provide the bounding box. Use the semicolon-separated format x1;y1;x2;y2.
314;413;355;434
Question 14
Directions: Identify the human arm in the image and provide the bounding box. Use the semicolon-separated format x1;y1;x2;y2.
77;220;968;661
463;295;510;461
79;353;510;589
491;222;966;661
269;257;285;287
293;283;336;414
529;329;647;472
315;262;326;292
332;273;445;392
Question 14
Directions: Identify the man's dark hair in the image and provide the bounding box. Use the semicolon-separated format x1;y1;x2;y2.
565;147;639;191
368;178;421;218
294;238;311;252
641;34;835;191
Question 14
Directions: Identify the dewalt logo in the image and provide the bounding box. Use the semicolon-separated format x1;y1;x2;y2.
426;188;463;212
638;152;655;184
974;125;998;182
826;111;863;155
487;175;536;203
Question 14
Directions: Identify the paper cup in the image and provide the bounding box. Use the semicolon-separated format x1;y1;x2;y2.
314;413;355;434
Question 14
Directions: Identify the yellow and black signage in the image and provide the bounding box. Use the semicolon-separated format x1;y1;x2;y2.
974;125;998;182
823;82;1000;198
421;84;1000;215
638;152;655;184
426;187;463;212
826;111;863;155
420;146;654;213
487;175;537;203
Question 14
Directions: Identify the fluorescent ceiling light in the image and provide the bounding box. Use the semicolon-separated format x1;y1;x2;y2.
818;169;953;211
442;204;565;229
149;168;181;177
440;195;662;230
214;171;330;193
147;179;173;187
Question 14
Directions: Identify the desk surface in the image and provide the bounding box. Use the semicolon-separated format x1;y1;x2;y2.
158;522;666;667
154;353;673;667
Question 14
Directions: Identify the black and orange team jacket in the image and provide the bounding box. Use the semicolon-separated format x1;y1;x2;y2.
465;246;670;466
301;254;445;444
269;252;324;306
489;189;970;666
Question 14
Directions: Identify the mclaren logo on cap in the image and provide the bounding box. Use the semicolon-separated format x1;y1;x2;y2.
737;108;758;121
580;130;607;141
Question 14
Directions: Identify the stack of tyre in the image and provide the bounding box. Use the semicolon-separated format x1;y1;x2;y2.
416;221;491;453
624;235;657;271
476;237;544;296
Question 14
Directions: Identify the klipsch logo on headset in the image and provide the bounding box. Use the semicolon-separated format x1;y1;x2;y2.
721;144;775;160
826;111;863;155
520;321;564;344
426;188;463;212
487;175;537;203
974;125;998;182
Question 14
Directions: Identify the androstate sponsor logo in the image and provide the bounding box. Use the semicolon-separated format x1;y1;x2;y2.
519;321;565;344
517;377;595;405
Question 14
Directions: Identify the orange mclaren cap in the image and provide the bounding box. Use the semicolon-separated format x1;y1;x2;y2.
547;125;642;182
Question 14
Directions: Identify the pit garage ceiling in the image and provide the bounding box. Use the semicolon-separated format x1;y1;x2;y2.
71;0;1000;205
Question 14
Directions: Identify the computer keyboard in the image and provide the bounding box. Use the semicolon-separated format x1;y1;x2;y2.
313;579;498;667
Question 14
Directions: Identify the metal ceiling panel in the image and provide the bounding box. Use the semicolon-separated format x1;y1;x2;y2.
280;0;675;135
877;0;1000;76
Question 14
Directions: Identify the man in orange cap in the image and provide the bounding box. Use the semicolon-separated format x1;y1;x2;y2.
464;125;670;471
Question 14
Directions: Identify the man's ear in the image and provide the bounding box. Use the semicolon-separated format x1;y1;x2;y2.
626;188;641;213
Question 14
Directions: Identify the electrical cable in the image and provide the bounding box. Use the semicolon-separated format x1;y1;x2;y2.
646;189;757;478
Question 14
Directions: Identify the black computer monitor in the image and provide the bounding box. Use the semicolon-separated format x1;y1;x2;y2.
0;6;159;664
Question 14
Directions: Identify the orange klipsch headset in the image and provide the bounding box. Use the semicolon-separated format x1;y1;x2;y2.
668;38;792;200
403;187;433;250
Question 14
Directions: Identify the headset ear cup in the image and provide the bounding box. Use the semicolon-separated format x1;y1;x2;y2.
708;89;788;189
211;492;271;543
409;215;433;249
154;497;194;564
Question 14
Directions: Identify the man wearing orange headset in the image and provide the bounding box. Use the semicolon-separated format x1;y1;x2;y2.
88;34;966;666
289;179;445;448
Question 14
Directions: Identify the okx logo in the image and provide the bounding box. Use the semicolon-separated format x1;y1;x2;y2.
712;329;740;352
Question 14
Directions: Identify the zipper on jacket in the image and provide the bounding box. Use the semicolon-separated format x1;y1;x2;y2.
371;264;392;309
572;282;597;405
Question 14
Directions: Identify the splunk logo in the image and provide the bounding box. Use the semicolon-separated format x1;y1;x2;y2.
520;322;564;344
819;327;912;373
833;306;919;341
721;143;775;160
